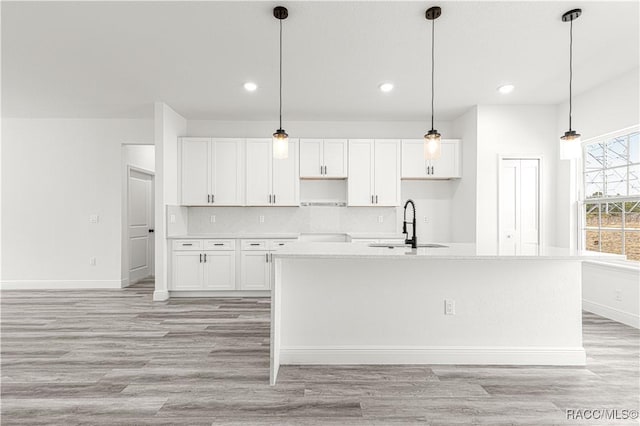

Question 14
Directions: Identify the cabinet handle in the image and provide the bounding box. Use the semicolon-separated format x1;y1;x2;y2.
371;195;374;204
265;253;268;262
269;194;272;204
204;253;207;262
273;194;276;204
199;253;202;263
431;166;434;175
270;253;273;262
375;195;378;204
207;194;211;203
320;165;323;175
212;194;215;203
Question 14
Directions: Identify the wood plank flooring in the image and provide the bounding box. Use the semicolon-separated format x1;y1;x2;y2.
1;279;638;425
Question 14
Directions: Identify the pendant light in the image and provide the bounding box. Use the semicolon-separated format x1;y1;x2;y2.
559;8;582;160
272;6;289;159
424;6;442;161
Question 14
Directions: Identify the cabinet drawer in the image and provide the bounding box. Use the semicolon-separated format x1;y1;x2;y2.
172;240;203;251
204;240;235;251
241;240;268;250
268;239;297;250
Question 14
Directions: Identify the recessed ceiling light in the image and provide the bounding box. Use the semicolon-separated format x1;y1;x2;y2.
244;82;258;92
497;84;515;94
379;82;394;93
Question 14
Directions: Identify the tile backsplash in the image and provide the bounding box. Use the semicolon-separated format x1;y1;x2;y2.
185;206;398;235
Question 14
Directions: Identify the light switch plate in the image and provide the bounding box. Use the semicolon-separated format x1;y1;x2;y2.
89;257;96;266
378;215;384;223
89;214;99;224
259;215;265;223
169;214;176;224
444;299;455;315
210;215;216;223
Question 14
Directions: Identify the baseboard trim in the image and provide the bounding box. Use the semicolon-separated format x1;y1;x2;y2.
153;290;170;301
169;290;270;298
583;299;640;329
280;346;586;366
0;280;125;290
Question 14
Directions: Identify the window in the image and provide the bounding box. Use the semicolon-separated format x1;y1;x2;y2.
582;129;640;261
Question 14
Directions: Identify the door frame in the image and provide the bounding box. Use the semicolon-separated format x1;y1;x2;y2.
125;165;155;286
497;154;544;247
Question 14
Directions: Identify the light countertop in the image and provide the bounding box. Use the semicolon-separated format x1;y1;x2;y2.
271;242;625;261
167;233;300;240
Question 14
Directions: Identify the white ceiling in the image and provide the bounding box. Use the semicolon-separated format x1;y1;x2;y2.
2;1;638;121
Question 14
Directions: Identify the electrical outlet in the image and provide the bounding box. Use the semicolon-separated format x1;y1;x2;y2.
444;299;455;315
210;215;216;223
423;216;428;223
259;215;265;223
89;257;96;266
615;290;622;301
378;215;384;223
169;214;176;224
89;214;99;224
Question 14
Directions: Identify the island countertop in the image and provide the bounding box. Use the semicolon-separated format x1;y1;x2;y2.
271;242;624;261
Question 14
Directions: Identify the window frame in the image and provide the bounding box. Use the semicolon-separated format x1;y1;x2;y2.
579;126;640;259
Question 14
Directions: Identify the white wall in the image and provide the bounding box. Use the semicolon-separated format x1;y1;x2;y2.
153;103;187;301
450;106;478;242
1;118;153;288
476;105;558;247
120;145;155;284
187;119;452;140
556;68;640;248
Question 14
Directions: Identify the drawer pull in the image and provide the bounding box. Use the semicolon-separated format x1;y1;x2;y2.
182;243;193;246
214;243;224;246
250;243;260;246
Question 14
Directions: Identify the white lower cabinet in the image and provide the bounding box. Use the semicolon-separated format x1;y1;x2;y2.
239;251;270;290
171;240;236;291
171;238;296;293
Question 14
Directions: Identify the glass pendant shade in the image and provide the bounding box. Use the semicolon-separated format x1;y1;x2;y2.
559;130;581;160
272;129;289;160
424;129;442;160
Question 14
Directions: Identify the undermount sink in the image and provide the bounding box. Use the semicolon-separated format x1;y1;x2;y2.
368;243;448;248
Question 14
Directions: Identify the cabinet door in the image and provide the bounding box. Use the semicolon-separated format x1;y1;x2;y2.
180;138;210;205
347;139;374;206
431;140;460;178
299;139;323;178
401;139;429;178
374;139;401;206
245;139;272;206
203;251;236;290
240;251;270;290
212;139;243;205
323;139;348;178
272;139;299;206
171;252;203;290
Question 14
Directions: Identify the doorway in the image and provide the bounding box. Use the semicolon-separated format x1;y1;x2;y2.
499;157;541;247
127;167;155;284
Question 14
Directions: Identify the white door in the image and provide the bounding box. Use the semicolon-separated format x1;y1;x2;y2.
323;139;348;178
431;141;459;178
181;138;210;205
373;139;400;206
245;139;272;206
499;158;540;246
299;139;323;178
348;139;374;206
212;139;243;205
171;252;203;290
203;251;236;290
128;169;154;284
272;139;299;206
240;251;270;290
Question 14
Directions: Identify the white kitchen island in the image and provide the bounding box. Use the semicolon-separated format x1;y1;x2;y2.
269;242;620;385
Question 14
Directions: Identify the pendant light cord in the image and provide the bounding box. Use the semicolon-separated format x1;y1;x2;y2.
569;19;573;132
430;17;435;131
279;18;283;130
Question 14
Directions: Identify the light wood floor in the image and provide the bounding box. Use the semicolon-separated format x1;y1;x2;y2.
1;280;638;425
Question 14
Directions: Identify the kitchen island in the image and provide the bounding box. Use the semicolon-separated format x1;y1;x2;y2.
269;242;619;385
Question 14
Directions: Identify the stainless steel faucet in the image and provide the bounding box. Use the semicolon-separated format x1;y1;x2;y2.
403;199;418;249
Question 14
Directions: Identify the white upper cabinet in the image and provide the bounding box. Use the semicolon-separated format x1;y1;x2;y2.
401;139;461;179
180;137;244;206
300;139;348;178
347;139;400;206
246;138;299;206
180;138;210;205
